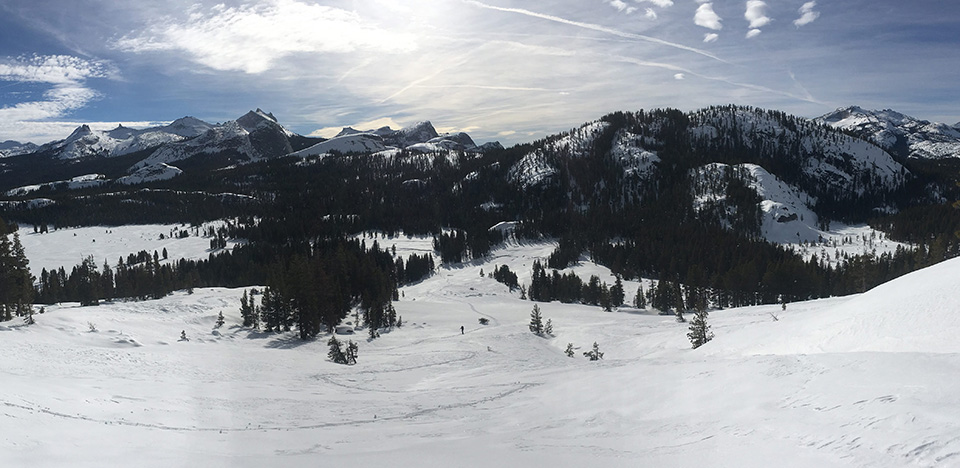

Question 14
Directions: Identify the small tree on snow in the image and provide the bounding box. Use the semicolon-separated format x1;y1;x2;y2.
328;336;357;365
687;309;714;349
23;307;35;325
215;311;225;329
544;318;553;336
529;304;544;335
328;336;347;364
565;343;575;357
583;342;604;361
345;340;358;365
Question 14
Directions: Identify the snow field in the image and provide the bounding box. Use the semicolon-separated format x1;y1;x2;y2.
17;221;242;277
4;229;960;466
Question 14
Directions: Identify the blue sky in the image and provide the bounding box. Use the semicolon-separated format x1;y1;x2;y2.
1;0;958;146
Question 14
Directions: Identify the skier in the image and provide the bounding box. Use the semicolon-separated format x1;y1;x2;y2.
460;325;464;335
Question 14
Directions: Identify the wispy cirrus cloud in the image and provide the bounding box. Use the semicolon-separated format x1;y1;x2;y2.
694;3;723;31
0;54;118;143
112;0;417;74
464;0;724;62
607;0;637;14
794;1;820;27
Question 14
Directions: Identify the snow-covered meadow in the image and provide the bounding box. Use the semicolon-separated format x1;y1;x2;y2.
3;230;960;466
16;222;241;277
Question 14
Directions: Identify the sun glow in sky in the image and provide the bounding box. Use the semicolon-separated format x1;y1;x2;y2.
0;0;958;146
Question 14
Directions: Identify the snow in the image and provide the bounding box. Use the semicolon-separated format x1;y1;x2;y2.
691;162;910;265
16;222;241;277
6;228;960;466
5;174;108;197
116;163;183;185
820;106;960;160
290;133;386;157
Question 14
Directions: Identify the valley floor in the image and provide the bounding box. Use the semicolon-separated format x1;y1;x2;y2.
3;235;960;467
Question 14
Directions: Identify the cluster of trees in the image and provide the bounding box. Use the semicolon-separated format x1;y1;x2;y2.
492;265;519;291
527;261;625;311
0;218;34;320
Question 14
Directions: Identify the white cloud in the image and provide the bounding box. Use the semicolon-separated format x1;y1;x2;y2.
703;33;720;43
744;1;772;29
112;0;418;74
0;55;117;143
645;8;658;20
635;0;674;7
674;73;685;80
794;1;820;27
746;28;762;39
694;3;723;30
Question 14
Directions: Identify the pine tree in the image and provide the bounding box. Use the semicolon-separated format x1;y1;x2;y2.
215;311;225;329
687;309;714;349
583;342;604;361
634;283;647;309
346;340;358;364
23;307;34;325
529;304;544;335
565;343;575;357
544;318;553;336
327;336;347;364
240;290;256;327
610;275;625;307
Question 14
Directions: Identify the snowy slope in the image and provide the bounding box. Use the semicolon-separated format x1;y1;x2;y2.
691;162;910;263
5;174;108;197
116;163;183;185
5;234;960;466
819;106;960;160
291;133;386;157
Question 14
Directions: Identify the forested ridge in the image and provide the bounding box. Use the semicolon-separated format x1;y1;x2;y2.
3;105;960;338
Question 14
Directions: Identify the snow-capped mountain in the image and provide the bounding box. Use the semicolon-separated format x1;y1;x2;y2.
333;121;492;153
130;109;294;172
32;117;215;160
818;106;960;160
0;140;38;158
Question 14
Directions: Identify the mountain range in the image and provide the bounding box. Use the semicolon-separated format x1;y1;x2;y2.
0;109;501;192
2;104;958;247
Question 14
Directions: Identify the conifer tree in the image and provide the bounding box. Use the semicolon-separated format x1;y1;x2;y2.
327;336;347;364
346;340;358;364
687;309;714;349
544;318;553;336
583;342;604;361
240;290;257;327
610;275;625;307
215;311;225;329
529;304;544;335
634;283;647;309
565;343;575;357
